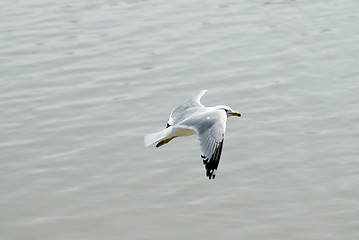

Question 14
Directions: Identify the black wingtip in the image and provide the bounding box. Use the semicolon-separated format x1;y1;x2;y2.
206;169;216;180
202;139;223;180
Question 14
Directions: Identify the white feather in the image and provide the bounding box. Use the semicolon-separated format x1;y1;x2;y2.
144;127;195;147
144;128;171;147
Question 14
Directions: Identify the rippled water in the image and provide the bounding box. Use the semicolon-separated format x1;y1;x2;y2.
1;0;359;239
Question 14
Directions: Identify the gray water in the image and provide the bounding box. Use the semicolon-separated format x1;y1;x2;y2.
1;0;359;239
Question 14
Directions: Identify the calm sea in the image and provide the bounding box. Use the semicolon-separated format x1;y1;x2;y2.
1;0;358;239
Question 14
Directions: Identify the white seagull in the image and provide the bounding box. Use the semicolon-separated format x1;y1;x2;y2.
144;90;241;179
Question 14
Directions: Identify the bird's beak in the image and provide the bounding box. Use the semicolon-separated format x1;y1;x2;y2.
232;112;241;117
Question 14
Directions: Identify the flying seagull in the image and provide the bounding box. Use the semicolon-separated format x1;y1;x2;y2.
144;90;241;179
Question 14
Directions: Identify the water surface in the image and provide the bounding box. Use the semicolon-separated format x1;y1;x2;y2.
1;0;359;239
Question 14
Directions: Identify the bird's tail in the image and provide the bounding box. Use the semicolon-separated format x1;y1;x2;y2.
144;127;173;147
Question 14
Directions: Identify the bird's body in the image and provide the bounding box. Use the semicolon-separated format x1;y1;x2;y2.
144;90;241;179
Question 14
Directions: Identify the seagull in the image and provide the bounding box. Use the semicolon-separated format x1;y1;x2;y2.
144;90;241;179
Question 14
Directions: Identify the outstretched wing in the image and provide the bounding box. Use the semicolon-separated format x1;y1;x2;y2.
168;90;207;126
196;110;227;179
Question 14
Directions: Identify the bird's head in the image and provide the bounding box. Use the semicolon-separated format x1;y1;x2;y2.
217;105;241;118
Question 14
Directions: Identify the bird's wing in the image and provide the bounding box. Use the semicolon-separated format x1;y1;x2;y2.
168;90;207;126
192;110;227;179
